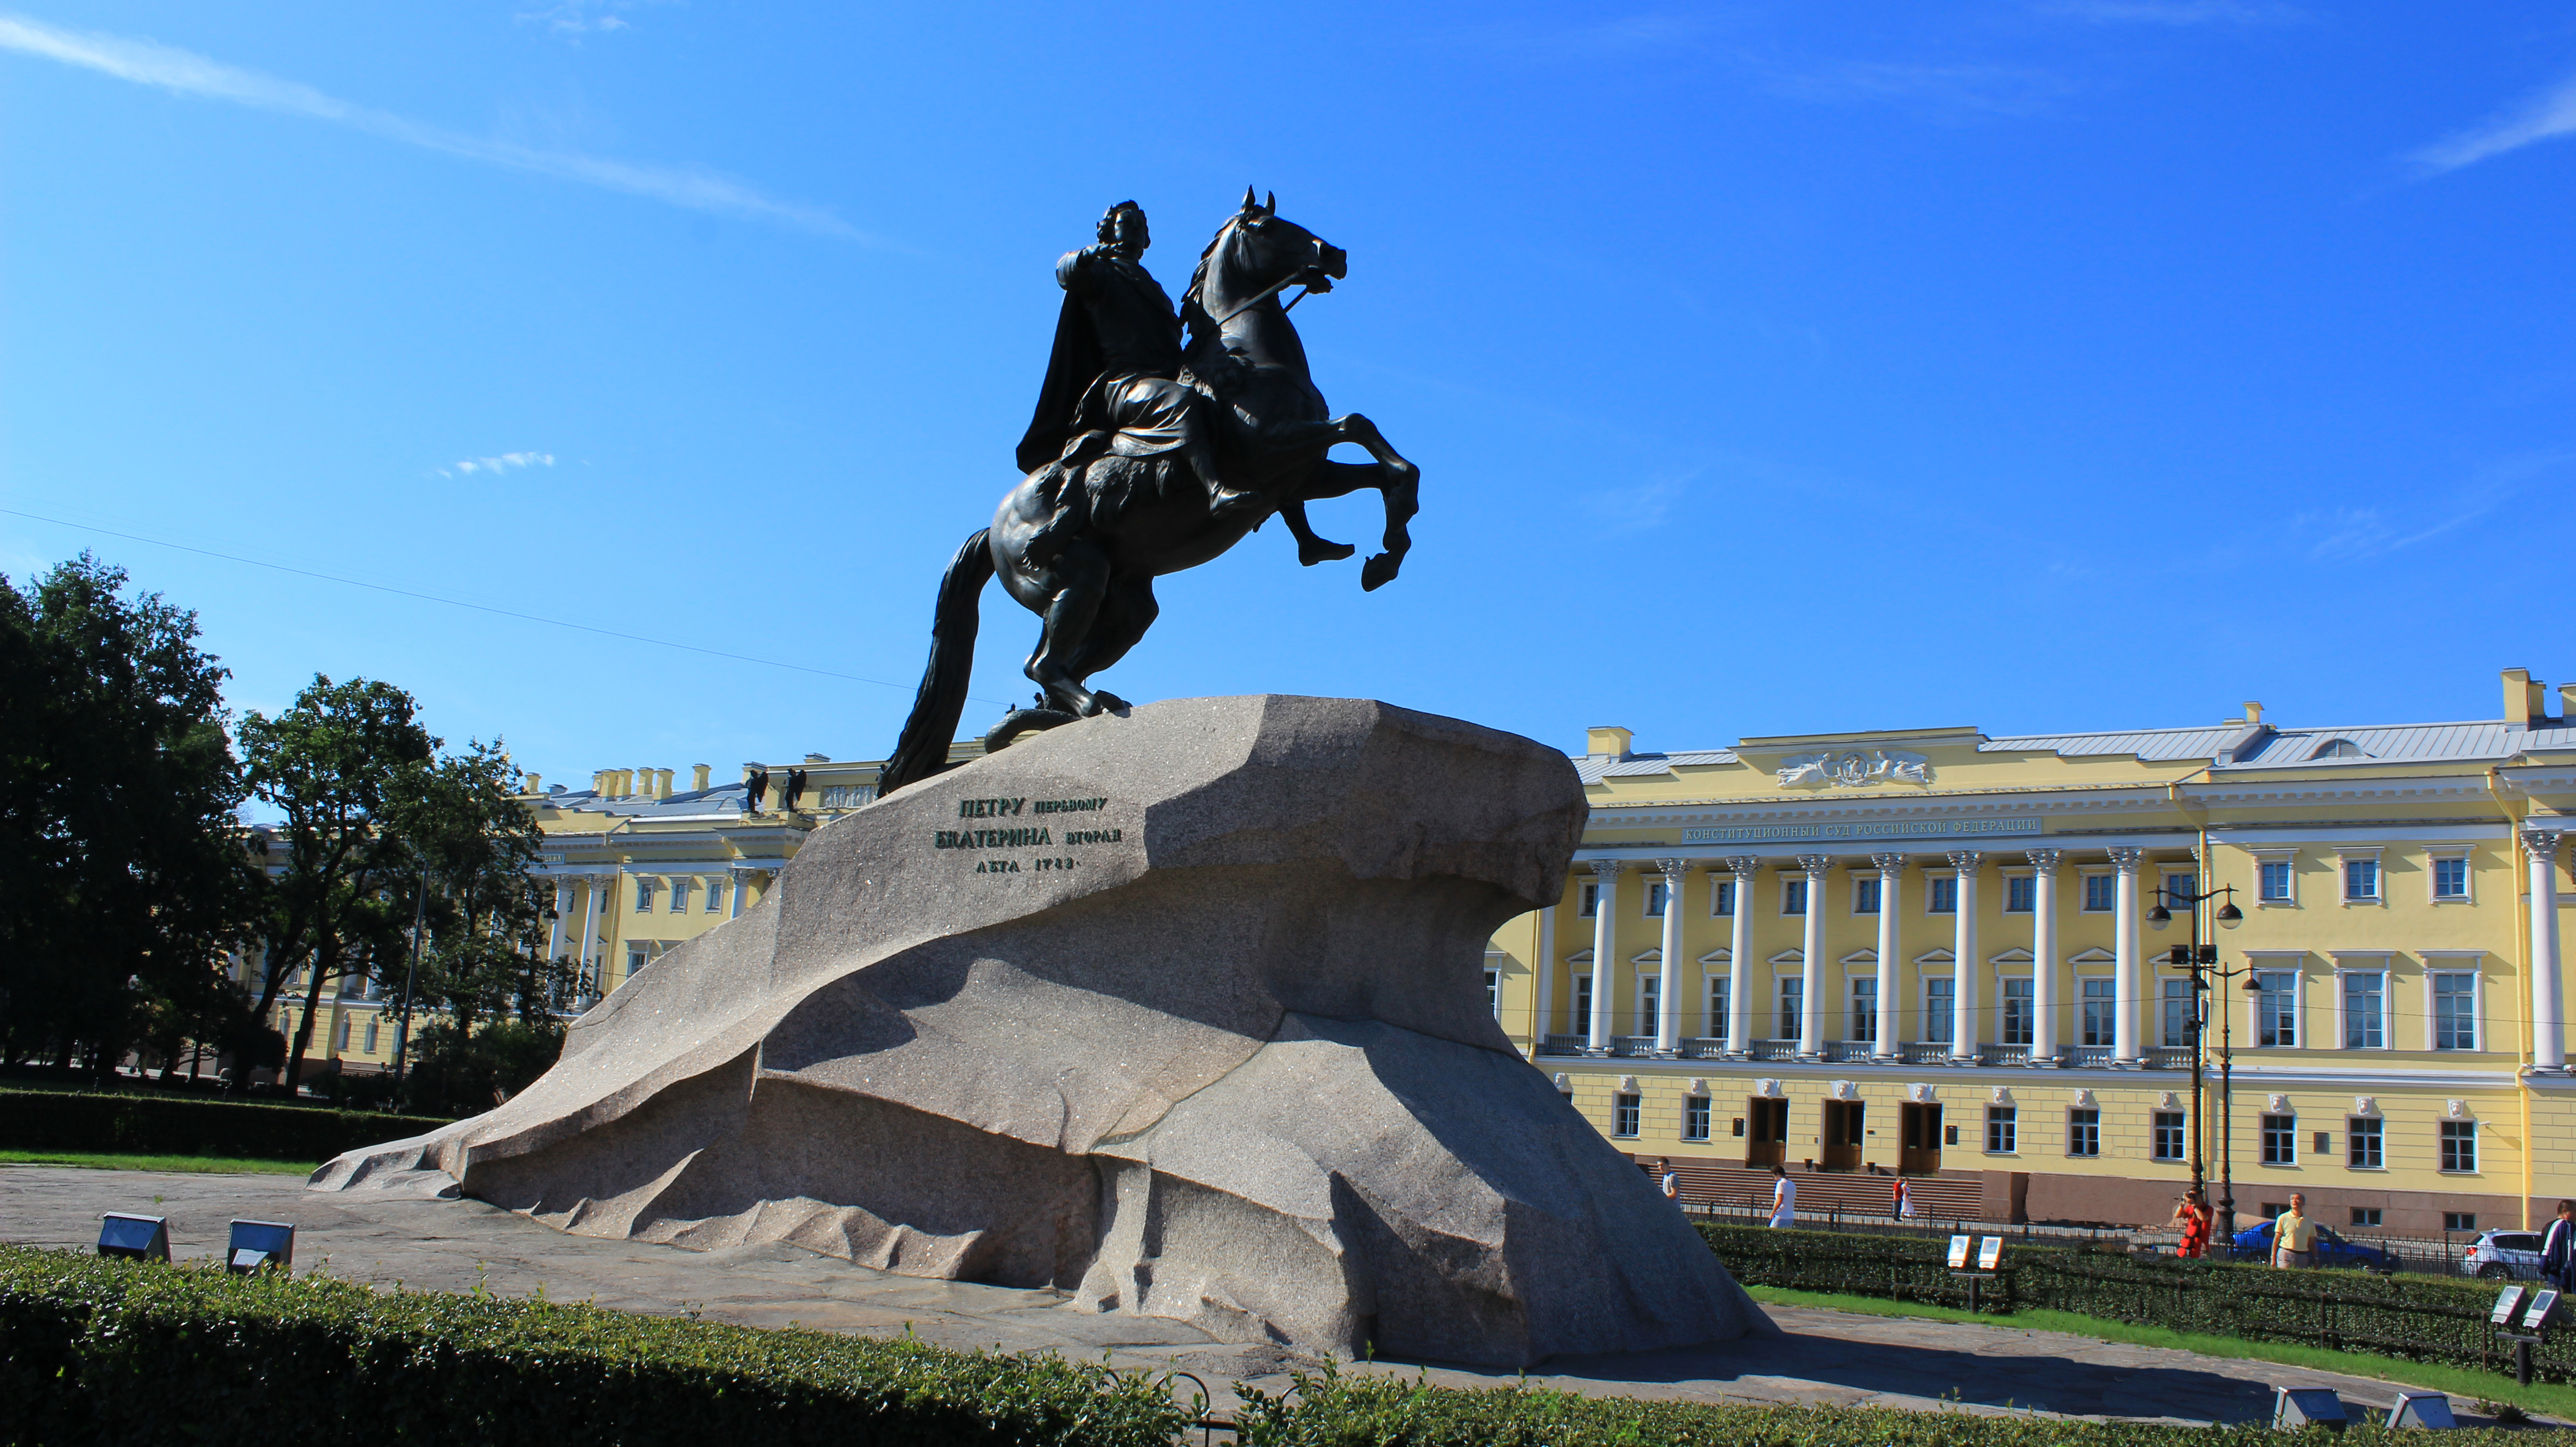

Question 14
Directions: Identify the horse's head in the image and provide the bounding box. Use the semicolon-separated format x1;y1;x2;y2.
1187;187;1347;328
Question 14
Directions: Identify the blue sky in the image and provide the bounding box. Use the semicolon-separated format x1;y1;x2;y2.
5;2;2574;783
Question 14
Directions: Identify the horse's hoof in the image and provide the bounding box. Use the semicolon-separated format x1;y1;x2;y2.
1361;554;1402;591
1299;539;1357;566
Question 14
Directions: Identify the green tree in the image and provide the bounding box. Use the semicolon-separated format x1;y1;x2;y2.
0;556;256;1074
239;675;438;1093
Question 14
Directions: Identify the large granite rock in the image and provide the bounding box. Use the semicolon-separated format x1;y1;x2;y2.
314;696;1770;1365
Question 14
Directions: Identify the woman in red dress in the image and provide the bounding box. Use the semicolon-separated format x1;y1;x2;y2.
2176;1187;2214;1259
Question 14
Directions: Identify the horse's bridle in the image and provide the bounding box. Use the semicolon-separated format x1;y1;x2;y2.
1199;232;1336;326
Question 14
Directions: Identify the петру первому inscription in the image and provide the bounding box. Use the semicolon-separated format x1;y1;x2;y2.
937;794;1123;864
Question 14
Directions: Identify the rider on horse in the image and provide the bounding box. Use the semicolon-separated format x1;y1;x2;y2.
1017;201;1263;566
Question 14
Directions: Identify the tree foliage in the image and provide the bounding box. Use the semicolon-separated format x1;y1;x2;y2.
0;556;259;1072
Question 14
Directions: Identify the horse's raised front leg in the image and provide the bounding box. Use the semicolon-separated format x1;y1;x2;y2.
1278;500;1357;566
1022;538;1122;717
1322;413;1419;591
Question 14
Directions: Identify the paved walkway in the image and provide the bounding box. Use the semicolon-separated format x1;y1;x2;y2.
0;1166;2554;1429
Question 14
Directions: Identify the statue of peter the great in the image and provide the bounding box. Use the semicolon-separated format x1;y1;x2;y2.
1016;201;1259;564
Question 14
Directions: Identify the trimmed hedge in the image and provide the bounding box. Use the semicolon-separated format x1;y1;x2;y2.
0;1246;1188;1446
1230;1358;2532;1446
4;1247;2540;1447
0;1088;450;1164
1701;1221;2576;1383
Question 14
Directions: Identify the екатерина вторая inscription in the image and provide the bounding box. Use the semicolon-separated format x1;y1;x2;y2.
935;795;1123;872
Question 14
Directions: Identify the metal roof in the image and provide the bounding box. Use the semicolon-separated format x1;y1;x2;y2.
1981;725;2256;761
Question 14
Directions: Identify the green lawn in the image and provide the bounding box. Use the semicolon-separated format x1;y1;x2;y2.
0;1149;314;1176
1745;1284;2576;1420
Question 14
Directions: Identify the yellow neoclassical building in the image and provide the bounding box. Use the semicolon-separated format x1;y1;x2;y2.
1489;668;2576;1236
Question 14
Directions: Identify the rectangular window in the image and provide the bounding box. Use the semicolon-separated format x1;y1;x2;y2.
1484;969;1501;1020
1684;1097;1711;1141
1578;882;1599;917
2348;1116;2383;1168
1777;977;1802;1038
1851;978;1878;1043
2260;1113;2296;1165
2350;1207;2382;1227
1986;1106;2017;1154
1925;978;1955;1044
2256;970;2297;1047
1711;879;1735;916
2068;1108;2100;1157
335;1016;350;1050
2083;875;2115;912
2258;859;2294;902
627;947;648;980
2432;972;2477;1050
2343;858;2380;902
1573;973;1593;1028
2163;873;2197;911
1927;876;1958;913
633;880;656;912
670;878;693;913
2432;856;2469;899
1612;1093;1641;1138
2445;1211;2477;1232
2080;977;2115;1047
2005;875;2034;913
1782;878;1808;916
1707;978;1729;1041
1641;974;1661;1037
363;1017;380;1053
1853;877;1881;914
2152;1111;2185;1161
1644;881;1668;918
2000;977;2034;1046
706;880;727;913
2439;1120;2476;1173
2162;977;2193;1047
2342;971;2385;1049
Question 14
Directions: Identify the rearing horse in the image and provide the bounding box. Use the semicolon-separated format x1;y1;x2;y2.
879;192;1420;793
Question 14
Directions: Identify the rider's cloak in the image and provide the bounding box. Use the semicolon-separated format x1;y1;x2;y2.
1015;290;1103;476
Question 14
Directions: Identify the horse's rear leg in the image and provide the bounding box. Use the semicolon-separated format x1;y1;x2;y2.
1062;572;1158;696
1024;540;1118;717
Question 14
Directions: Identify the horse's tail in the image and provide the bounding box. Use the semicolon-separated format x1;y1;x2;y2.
879;528;995;796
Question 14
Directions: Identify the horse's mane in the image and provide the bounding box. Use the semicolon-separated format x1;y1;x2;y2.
1180;216;1239;334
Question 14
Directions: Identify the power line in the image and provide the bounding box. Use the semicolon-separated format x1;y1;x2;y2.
1;504;1000;703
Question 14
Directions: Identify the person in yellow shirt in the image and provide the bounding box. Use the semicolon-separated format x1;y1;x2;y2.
2273;1192;2317;1268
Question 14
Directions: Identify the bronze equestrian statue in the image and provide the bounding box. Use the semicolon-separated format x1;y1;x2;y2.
879;190;1419;793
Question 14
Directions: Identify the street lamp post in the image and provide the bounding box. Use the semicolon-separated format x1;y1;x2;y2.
2149;882;2254;1241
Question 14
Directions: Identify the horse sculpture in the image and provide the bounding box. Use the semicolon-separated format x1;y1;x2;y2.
878;192;1419;793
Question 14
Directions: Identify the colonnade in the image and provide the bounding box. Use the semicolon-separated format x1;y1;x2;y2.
1552;846;2159;1064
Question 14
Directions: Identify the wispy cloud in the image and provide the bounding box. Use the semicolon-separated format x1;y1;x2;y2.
437;451;556;480
517;0;664;38
1580;476;1690;535
2406;68;2576;175
2296;452;2573;562
2033;0;2304;25
1770;60;2077;118
0;12;869;240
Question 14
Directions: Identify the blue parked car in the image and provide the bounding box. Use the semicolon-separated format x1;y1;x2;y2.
2227;1219;2394;1270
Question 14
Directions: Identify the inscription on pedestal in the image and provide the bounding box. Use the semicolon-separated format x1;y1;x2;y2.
940;793;1126;876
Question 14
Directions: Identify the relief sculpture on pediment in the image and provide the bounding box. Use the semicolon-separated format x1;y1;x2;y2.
1774;748;1934;790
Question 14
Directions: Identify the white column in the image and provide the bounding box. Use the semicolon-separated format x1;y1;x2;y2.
1797;854;1831;1058
1948;851;1982;1061
577;876;605;1000
1534;905;1557;1049
546;882;569;963
1871;853;1904;1060
1725;856;1759;1056
1588;860;1622;1053
1655;859;1689;1056
2529;829;2567;1071
2027;849;2062;1065
2109;846;2145;1065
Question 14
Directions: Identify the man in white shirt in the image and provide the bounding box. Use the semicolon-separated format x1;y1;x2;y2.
1768;1166;1797;1227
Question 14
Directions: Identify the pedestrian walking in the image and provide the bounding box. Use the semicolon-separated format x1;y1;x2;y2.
2176;1188;2213;1260
2272;1192;2315;1269
2542;1199;2575;1292
1768;1166;1797;1228
1890;1175;1907;1220
1658;1160;1680;1203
